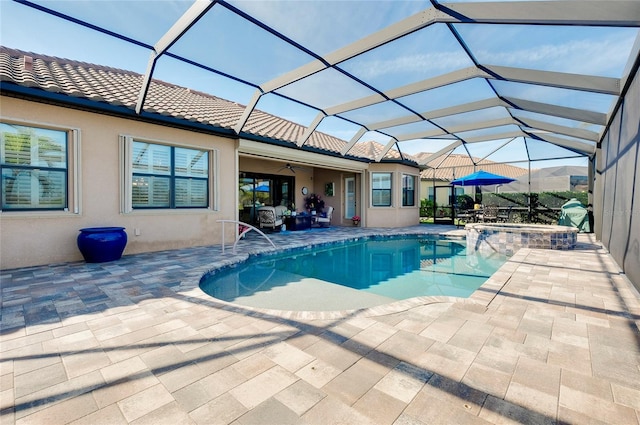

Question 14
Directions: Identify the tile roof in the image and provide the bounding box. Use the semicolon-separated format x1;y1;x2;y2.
416;152;529;181
0;47;530;177
1;47;389;162
348;140;408;162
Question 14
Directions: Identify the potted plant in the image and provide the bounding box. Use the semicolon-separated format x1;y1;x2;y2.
352;215;361;226
304;193;325;214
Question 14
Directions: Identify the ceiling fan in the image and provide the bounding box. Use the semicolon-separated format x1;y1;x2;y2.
277;163;307;174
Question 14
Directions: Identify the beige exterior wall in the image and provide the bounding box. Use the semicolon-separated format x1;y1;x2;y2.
1;97;237;269
419;178;475;202
365;163;420;228
310;168;356;227
2;97;424;269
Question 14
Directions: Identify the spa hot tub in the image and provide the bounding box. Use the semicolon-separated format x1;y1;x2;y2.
466;223;578;256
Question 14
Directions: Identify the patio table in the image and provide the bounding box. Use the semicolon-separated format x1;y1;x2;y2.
286;215;312;231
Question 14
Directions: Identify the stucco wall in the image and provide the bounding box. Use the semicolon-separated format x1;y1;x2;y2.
311;168;357;226
365;163;421;228
1;97;237;269
595;64;640;291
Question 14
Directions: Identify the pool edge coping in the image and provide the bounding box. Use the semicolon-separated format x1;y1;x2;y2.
186;229;518;321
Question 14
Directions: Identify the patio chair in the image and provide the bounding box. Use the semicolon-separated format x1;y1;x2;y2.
497;206;513;222
482;205;499;222
274;205;287;219
454;205;474;227
257;206;283;231
315;206;334;227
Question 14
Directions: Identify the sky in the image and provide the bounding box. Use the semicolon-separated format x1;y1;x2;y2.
1;0;637;168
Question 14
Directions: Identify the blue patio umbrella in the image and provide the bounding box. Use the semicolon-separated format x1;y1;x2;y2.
450;170;516;186
241;184;270;192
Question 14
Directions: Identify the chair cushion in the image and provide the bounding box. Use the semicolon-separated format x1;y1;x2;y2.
258;207;282;228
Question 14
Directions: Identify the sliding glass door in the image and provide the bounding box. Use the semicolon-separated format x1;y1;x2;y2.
239;172;294;225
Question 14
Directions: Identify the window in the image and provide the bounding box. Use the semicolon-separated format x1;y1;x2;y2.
128;139;209;209
402;174;416;206
371;172;392;207
1;122;69;211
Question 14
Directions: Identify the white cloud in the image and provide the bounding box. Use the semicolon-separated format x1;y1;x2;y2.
354;51;472;80
477;32;637;77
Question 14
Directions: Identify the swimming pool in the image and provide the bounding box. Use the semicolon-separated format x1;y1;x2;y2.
200;235;507;311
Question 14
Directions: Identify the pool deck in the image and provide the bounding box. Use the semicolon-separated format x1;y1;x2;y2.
1;225;639;424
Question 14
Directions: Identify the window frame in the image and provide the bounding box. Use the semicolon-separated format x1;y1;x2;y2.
1;119;80;214
120;135;216;213
371;172;392;207
401;173;417;207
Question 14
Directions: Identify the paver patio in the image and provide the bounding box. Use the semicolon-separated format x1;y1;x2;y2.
1;226;639;424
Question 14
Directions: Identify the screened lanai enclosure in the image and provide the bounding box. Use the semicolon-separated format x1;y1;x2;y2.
1;1;639;286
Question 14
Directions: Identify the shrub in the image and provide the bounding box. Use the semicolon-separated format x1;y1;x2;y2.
455;194;474;210
420;199;435;218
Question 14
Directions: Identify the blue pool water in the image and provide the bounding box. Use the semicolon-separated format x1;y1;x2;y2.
199;236;507;311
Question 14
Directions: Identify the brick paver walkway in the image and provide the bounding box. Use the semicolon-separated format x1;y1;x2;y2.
1;226;639;424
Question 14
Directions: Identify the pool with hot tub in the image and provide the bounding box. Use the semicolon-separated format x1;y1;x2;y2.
465;222;578;256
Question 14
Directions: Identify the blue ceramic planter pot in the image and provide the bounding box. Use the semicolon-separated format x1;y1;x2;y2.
77;227;127;263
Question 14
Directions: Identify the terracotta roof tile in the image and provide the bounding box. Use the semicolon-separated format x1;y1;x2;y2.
3;46;524;178
347;141;415;162
1;47;376;162
308;132;346;153
418;153;528;180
